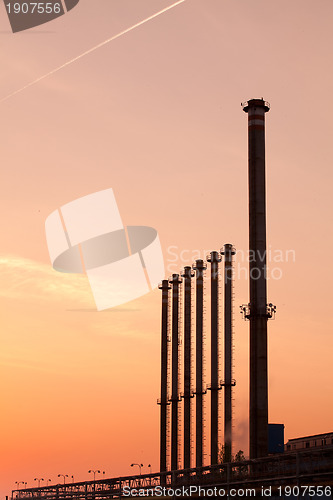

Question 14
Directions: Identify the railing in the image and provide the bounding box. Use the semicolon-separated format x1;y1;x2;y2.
12;446;333;500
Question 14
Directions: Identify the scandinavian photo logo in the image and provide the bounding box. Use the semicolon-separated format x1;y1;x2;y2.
45;188;165;310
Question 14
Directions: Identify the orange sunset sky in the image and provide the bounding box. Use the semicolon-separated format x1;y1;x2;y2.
1;0;333;496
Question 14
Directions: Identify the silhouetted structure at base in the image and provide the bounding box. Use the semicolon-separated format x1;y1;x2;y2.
12;447;333;500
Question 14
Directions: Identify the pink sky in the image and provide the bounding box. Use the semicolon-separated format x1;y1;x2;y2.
0;0;333;496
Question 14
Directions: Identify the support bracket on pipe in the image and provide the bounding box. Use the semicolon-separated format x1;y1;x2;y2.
220;379;236;387
240;303;277;320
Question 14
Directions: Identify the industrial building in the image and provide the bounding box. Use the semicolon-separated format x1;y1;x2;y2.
285;432;333;452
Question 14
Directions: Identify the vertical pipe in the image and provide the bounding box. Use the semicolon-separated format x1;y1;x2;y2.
207;251;222;465
192;259;206;468
170;273;182;471
182;266;193;469
242;98;270;459
158;280;171;473
222;243;235;462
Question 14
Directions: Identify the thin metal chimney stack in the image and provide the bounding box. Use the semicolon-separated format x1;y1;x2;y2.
242;98;270;459
182;266;194;469
158;279;171;473
207;251;222;465
221;243;236;463
170;273;182;471
192;259;206;468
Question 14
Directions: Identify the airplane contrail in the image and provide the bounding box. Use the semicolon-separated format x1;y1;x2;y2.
1;0;186;103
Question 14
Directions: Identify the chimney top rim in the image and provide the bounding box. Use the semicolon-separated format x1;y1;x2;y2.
242;98;270;113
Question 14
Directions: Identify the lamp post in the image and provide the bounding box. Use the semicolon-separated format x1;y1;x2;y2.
34;478;44;488
15;481;25;499
148;464;152;474
88;469;101;492
131;463;143;476
46;479;52;486
71;475;75;483
57;474;68;485
88;469;101;481
23;483;27;489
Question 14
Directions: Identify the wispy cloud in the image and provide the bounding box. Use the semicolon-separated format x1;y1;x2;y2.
0;254;158;318
0;255;91;303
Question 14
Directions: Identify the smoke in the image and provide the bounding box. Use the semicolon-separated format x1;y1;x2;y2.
0;0;187;103
233;418;249;456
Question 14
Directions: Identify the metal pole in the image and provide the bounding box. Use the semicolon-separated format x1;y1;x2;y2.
242;98;270;459
158;280;171;473
221;244;236;462
192;259;206;468
170;274;182;471
182;266;194;469
207;251;222;465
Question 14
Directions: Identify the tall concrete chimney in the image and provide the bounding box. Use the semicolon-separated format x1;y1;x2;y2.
207;251;222;465
158;279;171;473
182;266;194;469
170;273;182;470
221;243;236;463
192;259;206;468
242;98;270;459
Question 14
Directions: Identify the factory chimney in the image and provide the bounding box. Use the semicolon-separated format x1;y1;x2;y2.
242;98;270;459
182;266;194;469
192;259;207;468
207;251;222;465
158;279;171;473
170;273;182;470
221;243;236;463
